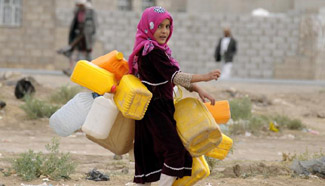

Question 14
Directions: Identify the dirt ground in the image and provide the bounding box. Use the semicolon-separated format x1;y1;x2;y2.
0;72;325;186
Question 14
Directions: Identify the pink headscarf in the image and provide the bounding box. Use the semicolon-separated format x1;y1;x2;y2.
128;6;179;74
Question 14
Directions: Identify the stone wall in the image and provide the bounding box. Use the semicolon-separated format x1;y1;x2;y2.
0;0;56;69
1;0;325;80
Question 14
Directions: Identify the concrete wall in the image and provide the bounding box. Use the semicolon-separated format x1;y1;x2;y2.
1;0;325;80
187;0;325;14
0;0;56;69
187;0;295;14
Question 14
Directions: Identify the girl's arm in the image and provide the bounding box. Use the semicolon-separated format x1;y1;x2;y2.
173;69;221;104
191;69;221;83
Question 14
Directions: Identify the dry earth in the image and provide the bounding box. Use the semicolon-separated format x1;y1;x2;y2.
0;72;325;186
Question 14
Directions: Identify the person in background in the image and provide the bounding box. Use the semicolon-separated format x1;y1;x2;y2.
214;28;237;79
58;0;97;76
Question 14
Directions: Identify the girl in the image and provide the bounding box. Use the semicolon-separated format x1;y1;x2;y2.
128;6;221;186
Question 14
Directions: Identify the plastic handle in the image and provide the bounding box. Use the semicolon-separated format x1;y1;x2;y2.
116;52;124;60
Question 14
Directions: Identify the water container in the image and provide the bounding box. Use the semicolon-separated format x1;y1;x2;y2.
49;92;94;137
92;50;129;80
82;93;119;139
114;74;152;120
174;97;222;157
206;133;233;160
173;156;210;186
204;100;231;124
70;60;117;95
86;112;135;155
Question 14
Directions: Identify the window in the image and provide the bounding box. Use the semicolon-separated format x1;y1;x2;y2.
0;0;21;26
142;0;155;10
118;0;132;11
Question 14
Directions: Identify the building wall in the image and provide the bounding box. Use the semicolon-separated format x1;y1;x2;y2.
1;0;325;80
187;0;295;14
187;0;325;14
0;0;56;69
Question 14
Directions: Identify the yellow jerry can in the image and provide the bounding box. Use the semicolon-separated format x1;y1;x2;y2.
206;133;233;160
174;97;222;157
70;60;117;95
204;100;231;124
114;74;152;120
86;112;135;155
173;156;210;186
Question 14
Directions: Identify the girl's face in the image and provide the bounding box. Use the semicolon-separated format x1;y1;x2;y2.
153;19;171;45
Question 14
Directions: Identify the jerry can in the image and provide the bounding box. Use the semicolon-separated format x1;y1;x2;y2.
114;74;152;120
49;92;94;137
82;93;119;139
204;100;231;124
91;50;129;80
174;97;222;157
206;133;233;160
70;60;117;95
86;112;135;155
173;156;210;186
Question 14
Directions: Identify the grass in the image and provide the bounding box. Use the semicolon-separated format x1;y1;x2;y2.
205;156;219;171
282;148;325;162
271;115;305;130
11;137;76;181
49;85;82;104
20;85;82;119
20;95;59;119
227;97;305;135
229;97;252;121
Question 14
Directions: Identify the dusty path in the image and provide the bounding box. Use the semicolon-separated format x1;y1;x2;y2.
0;73;325;185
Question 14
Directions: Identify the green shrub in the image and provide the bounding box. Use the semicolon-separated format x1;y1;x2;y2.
205;156;218;171
229;120;247;135
20;96;59;119
11;138;76;181
286;119;305;130
50;85;82;105
229;97;252;121
41;138;77;180
247;115;270;135
272;115;305;130
12;150;43;181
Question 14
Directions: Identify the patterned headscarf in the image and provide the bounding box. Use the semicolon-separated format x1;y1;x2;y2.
128;6;179;74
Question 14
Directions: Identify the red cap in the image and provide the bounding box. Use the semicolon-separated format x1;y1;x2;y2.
110;85;117;93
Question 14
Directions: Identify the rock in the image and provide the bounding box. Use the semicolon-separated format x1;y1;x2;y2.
122;167;129;174
233;164;241;177
0;101;6;109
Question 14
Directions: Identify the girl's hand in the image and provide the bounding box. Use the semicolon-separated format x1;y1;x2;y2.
198;89;215;105
192;84;215;105
204;69;221;81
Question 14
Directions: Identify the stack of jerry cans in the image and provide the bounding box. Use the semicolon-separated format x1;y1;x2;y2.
174;97;222;157
113;74;152;120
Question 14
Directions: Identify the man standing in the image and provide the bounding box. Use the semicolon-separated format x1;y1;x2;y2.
58;0;97;76
214;28;237;79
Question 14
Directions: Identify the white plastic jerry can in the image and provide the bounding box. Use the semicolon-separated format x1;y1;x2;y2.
82;93;119;139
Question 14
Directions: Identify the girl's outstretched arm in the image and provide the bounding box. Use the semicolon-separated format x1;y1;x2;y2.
173;69;221;104
191;69;221;83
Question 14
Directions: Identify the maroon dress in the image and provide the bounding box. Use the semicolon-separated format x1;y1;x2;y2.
133;48;193;184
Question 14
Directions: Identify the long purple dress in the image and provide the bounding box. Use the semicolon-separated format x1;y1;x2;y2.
133;48;193;184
